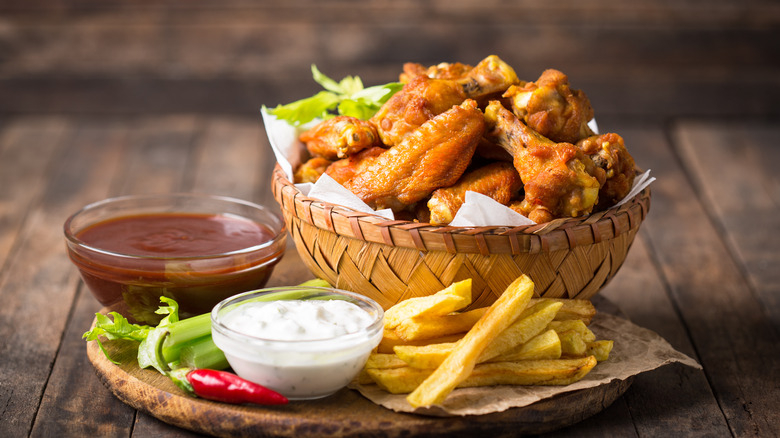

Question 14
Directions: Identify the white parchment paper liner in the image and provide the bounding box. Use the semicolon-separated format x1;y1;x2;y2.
348;311;701;417
262;108;654;227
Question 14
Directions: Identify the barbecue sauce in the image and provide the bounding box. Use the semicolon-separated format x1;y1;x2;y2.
69;213;285;324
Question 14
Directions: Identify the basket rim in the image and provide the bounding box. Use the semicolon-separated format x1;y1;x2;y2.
272;164;651;255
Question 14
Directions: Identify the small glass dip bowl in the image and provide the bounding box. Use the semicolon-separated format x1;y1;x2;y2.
211;287;384;400
64;193;287;324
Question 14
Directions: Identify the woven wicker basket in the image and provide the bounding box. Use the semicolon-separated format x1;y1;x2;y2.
272;164;650;310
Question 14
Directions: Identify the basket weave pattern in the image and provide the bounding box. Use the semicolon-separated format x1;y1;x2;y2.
272;165;650;310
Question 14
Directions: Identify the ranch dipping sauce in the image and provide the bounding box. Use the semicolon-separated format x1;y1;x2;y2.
222;300;376;341
211;289;384;400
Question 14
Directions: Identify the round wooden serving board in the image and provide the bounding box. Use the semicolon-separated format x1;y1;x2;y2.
86;316;632;438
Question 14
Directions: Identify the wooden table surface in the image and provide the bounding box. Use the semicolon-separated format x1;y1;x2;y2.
1;1;779;437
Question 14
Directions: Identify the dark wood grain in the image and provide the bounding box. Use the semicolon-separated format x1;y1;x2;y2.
0;117;77;438
30;286;135;438
628;124;780;436
112;116;201;195
0;118;67;268
0;1;777;118
19;120;136;438
674;122;780;328
189;118;265;202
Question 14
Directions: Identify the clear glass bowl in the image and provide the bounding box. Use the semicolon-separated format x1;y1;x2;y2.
64;193;287;324
211;287;384;400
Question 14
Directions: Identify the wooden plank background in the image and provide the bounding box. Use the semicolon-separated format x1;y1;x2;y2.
1;0;779;119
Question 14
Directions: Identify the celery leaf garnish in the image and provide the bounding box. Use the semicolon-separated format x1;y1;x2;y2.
267;65;402;126
82;312;152;364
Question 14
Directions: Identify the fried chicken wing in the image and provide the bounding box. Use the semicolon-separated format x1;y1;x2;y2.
375;55;518;147
299;116;379;160
288;57;638;226
484;100;604;223
400;61;474;82
345;100;486;211
370;76;467;147
576;133;636;210
294;156;332;183
427;161;523;225
456;55;520;101
324;146;385;186
504;69;595;144
399;55;520;101
474;137;514;162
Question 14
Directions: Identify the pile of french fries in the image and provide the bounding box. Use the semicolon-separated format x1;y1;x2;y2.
359;275;613;408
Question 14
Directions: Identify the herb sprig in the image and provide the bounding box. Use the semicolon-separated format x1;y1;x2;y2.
267;65;402;126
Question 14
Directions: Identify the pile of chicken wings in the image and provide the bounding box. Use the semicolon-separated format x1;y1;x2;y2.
293;55;636;225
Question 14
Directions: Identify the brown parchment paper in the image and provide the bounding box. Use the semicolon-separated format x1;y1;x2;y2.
348;312;701;417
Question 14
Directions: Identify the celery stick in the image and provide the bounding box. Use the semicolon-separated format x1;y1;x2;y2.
137;327;169;373
161;313;211;361
179;336;229;370
298;278;331;288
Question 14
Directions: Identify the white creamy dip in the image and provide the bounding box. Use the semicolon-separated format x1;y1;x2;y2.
211;295;383;400
222;299;375;340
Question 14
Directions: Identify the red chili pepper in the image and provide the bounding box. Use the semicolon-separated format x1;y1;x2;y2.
169;368;288;405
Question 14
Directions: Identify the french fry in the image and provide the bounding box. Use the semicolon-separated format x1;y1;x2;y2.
395;307;488;341
477;300;563;361
547;319;596;342
394;298;593;342
585;340;614;361
493;329;562;361
367;366;432;394
558;330;588;356
464;356;597;387
357;354;406;384
406;275;534;407
383;279;472;329
534;298;596;324
367;356;598;394
363;275;611;406
394;342;458;369
397;327;564;369
376;329;464;354
365;353;408;370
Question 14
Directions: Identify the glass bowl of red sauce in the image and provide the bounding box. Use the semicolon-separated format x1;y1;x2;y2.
64;193;287;324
